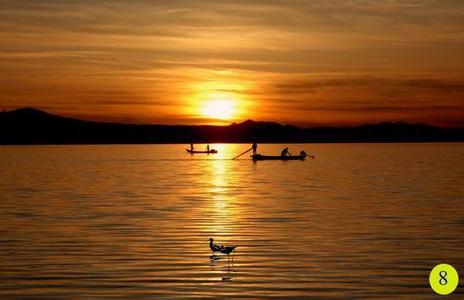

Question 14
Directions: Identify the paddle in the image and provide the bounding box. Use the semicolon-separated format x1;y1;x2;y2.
304;151;315;159
232;147;252;160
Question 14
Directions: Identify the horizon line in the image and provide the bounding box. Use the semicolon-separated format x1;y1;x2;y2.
2;107;463;129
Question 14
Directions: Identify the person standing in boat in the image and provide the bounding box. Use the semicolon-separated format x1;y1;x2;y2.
281;147;290;157
190;143;194;151
206;144;210;152
252;142;258;155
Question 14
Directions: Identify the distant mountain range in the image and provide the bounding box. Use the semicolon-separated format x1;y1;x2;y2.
0;108;463;144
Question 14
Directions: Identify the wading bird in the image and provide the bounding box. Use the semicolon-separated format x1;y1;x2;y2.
209;238;238;260
209;238;221;257
220;245;238;259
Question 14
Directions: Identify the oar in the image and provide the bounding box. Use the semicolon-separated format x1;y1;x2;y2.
232;147;252;160
304;152;315;159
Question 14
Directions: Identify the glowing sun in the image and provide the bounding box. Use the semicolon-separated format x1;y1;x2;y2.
188;81;249;123
201;99;236;120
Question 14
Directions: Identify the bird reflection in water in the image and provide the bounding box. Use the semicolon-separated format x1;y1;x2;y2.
209;251;235;282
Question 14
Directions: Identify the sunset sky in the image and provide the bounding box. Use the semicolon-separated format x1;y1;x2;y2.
1;0;463;126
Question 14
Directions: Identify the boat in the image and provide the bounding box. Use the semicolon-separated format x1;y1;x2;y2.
251;153;306;161
186;149;218;154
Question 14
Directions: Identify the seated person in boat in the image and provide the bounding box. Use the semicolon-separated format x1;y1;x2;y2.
300;150;307;157
281;147;290;157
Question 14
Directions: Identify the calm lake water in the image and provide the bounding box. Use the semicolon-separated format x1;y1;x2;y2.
0;143;463;299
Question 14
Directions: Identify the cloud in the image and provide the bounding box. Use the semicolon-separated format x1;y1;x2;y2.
1;0;464;126
271;78;464;94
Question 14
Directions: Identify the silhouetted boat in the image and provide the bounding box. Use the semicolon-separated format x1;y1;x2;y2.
186;149;218;154
251;154;306;161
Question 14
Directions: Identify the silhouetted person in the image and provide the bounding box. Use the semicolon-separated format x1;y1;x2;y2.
252;142;258;155
300;150;307;157
281;147;290;157
206;144;210;152
190;143;194;151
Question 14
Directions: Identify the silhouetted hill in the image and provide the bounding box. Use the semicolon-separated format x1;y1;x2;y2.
0;108;463;144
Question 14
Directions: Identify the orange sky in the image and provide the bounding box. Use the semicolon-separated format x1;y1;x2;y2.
1;0;464;127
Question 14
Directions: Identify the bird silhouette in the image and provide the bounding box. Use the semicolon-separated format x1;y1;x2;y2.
209;238;221;257
220;245;238;256
209;238;238;260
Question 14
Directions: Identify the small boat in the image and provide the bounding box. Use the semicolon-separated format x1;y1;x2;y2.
186;149;218;154
251;153;306;161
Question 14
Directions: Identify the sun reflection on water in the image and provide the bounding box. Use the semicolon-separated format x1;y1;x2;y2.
208;156;235;235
